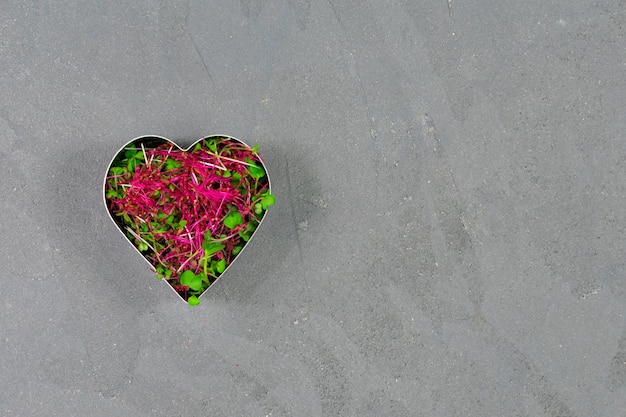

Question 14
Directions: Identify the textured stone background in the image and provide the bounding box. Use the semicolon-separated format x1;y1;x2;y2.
1;1;625;416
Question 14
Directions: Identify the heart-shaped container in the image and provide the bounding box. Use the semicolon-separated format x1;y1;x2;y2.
103;134;272;304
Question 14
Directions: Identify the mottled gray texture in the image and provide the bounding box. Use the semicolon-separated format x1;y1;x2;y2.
1;1;625;416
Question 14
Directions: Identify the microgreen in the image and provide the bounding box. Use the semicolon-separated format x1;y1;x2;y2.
223;211;243;229
104;136;274;306
187;295;201;306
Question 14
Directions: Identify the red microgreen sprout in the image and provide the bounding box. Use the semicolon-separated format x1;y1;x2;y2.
104;136;274;305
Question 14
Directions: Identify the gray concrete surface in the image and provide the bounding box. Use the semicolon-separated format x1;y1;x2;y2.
1;1;625;416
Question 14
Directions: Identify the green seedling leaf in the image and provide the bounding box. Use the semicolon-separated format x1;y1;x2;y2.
248;164;265;179
223;212;243;229
110;166;126;176
216;259;226;274
180;270;203;291
156;265;167;279
189;276;203;291
238;229;250;242
121;212;132;224
232;245;242;255
180;270;194;284
261;194;276;209
202;241;225;257
165;158;182;171
230;172;242;186
206;139;217;153
187;295;201;306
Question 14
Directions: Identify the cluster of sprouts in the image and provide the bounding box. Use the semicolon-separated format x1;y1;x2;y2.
105;136;274;305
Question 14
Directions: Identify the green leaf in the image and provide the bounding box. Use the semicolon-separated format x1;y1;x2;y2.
190;276;203;291
223;212;243;229
216;259;226;274
180;270;194;285
248;164;265;179
187;295;201;306
238;229;250;242
206;139;217;153
232;245;242;255
180;270;203;291
156;265;167;279
261;194;276;209
121;212;132;225
165;158;181;171
202;241;225;257
178;219;187;229
109;166;126;176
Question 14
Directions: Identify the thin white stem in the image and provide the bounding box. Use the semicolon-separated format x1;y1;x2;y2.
184;225;194;252
141;143;148;165
198;160;227;171
214;153;257;167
